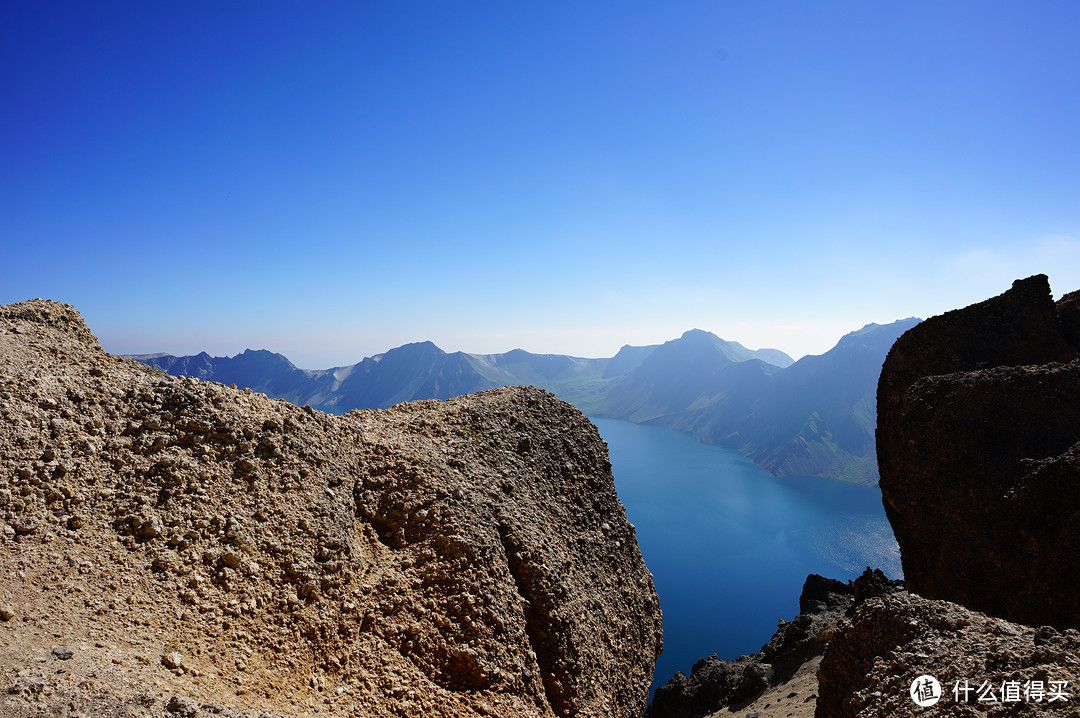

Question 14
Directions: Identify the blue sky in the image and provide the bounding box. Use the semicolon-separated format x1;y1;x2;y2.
4;2;1079;368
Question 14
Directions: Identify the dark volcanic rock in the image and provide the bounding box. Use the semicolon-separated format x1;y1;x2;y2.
877;274;1080;629
645;570;901;718
816;592;1080;718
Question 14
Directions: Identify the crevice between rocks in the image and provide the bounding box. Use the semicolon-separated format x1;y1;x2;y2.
497;519;564;716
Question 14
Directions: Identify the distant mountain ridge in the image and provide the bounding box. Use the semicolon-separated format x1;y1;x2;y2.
629;320;921;482
132;322;917;484
131;342;501;412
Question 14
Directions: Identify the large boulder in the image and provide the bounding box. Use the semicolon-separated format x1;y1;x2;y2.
876;275;1080;629
0;299;662;718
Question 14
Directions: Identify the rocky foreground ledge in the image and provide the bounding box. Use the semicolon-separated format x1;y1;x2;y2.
644;569;902;718
0;300;662;718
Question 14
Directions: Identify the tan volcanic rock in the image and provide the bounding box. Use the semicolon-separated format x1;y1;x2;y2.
0;300;662;718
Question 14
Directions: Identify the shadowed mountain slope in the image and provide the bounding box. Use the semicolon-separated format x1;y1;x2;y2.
592;321;920;483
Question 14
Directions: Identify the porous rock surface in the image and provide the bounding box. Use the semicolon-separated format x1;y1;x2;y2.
876;275;1080;629
816;591;1080;717
0;300;662;718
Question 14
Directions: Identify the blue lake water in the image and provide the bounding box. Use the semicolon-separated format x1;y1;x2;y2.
590;417;902;695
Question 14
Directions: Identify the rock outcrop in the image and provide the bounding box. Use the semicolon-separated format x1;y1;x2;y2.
0;300;662;718
642;277;1080;718
817;591;1080;718
644;569;902;718
876;275;1080;629
812;276;1080;716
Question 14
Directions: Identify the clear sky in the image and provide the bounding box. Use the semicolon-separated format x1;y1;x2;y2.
3;2;1079;369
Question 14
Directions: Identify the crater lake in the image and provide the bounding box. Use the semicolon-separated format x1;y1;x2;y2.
591;417;902;695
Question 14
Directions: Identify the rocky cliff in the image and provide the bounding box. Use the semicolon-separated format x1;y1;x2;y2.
810;275;1080;717
0;300;662;718
876;274;1080;629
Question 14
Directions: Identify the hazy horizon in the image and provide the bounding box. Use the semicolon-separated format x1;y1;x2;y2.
4;2;1079;369
114;317;921;372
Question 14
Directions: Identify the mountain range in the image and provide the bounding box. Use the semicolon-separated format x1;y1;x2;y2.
130;319;919;484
